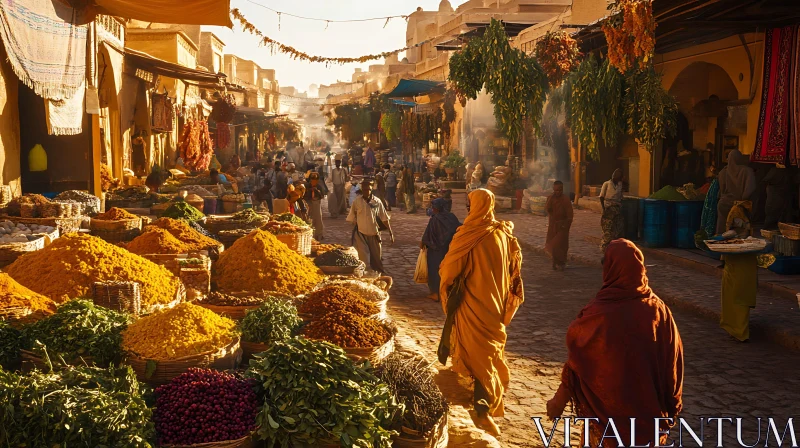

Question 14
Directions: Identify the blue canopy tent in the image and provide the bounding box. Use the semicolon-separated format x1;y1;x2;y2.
386;79;445;98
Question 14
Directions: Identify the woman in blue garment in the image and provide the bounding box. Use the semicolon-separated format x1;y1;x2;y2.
421;198;461;301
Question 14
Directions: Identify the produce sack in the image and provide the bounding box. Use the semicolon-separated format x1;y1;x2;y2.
413;248;428;284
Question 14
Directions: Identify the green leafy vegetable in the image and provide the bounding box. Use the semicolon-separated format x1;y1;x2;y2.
0;321;21;370
240;299;302;345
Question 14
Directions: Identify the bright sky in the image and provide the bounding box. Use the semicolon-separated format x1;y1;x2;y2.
204;0;468;95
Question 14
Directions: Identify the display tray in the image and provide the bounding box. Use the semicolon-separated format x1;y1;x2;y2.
704;238;768;254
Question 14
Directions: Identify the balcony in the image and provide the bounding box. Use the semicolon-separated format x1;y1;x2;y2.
96;14;125;47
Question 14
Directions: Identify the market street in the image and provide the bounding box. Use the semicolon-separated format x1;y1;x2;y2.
321;194;800;448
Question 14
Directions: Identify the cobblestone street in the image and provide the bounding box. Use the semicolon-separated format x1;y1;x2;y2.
322;193;800;448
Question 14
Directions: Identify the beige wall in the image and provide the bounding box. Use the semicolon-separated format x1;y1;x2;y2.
0;50;20;195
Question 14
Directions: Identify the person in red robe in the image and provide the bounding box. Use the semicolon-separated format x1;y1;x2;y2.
547;239;684;447
544;180;573;271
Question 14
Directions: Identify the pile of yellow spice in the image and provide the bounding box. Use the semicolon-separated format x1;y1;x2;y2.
0;273;57;316
122;302;237;360
149;218;219;251
215;229;323;296
5;233;182;305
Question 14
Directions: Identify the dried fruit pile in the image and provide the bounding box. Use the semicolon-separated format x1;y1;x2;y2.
122;302;236;360
603;0;656;73
298;286;378;318
5;234;182;305
154;368;257;445
215;230;322;296
303;311;390;348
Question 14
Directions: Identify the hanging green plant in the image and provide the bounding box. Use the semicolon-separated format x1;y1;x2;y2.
624;65;678;151
448;18;549;144
379;112;401;142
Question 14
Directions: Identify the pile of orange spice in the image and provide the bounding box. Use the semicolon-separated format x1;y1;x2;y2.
149;218;219;251
94;207;138;221
0;273;57;315
125;227;191;255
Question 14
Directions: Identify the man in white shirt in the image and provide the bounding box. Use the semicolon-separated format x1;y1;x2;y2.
347;179;395;274
329;156;349;218
599;168;625;251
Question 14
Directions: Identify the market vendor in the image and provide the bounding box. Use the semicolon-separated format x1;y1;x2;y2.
145;165;171;194
347;178;394;274
599;169;625;253
209;168;230;186
305;172;326;240
720;202;757;342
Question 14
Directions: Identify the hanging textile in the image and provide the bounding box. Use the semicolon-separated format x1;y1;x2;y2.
45;81;85;136
151;92;174;133
76;0;231;27
752;26;798;164
791;29;800;166
0;0;87;100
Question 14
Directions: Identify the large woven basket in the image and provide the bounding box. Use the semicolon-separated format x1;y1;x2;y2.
91;227;142;243
162;435;256;448
218;229;253;249
91;281;142;315
0;216;82;235
240;340;270;363
126;338;242;385
393;413;449;448
90;217;142;231
343;335;395;366
0;236;45;268
204;216;267;234
779;222;800;240
273;228;313;255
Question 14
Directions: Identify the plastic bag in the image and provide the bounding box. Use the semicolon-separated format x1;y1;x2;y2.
413;247;428;284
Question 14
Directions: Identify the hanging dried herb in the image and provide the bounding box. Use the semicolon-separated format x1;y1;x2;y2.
624;66;678;151
603;0;656;73
535;31;582;88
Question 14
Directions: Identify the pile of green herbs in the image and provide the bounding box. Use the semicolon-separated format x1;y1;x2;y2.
22;299;131;366
271;212;309;227
0;321;21;370
0;365;154;447
240;299;303;345
246;337;402;448
161;201;205;222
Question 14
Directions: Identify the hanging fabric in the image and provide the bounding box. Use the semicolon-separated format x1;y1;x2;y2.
151;92;174;133
0;0;88;100
790;28;800;166
45;81;85;136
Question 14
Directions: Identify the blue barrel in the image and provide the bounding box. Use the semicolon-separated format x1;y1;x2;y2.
622;198;639;241
203;197;218;215
671;200;704;249
641;199;671;248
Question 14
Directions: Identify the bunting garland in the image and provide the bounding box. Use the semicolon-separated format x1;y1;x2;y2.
231;9;429;65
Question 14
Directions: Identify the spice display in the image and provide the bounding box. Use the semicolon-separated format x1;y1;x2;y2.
203;291;273;307
5;233;182;305
246;338;401;447
535;30;582;88
154;368;257;445
125;227;191;255
22;299;131;366
271;212;309;227
303;311;391;348
0;365;154;447
316;278;389;303
190;220;220;241
149;218;219;251
311;243;347;256
375;353;448;435
161;201;205;222
55;190;101;215
0;320;21;369
603;0;656;73
122;302;236;360
94;206;138;221
222;193;246;202
177;185;214;197
180;120;214;172
6;194;50;216
215;230;322;296
298;286;378;318
107;186;151;202
314;248;362;267
231;208;268;224
0;221;55;243
261;220;307;235
240;299;302;345
0;273;57;315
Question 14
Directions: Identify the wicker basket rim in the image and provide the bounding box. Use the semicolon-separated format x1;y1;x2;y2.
395;413;449;441
160;434;253;448
126;337;240;363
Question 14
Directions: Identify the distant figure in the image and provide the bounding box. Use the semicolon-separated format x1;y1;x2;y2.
599;169;624;252
545;180;573;271
384;164;398;210
547;239;684;446
305;172;326;240
329;157;348;218
401;166;417;214
364;144;376;173
421;198;461;301
716;150;756;234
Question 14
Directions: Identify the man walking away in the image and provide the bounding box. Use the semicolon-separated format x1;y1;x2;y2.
329;156;348;218
599;169;625;252
545;180;573;270
384;164;398;210
347;179;394;274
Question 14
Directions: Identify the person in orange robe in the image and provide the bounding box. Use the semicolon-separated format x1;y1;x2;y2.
545;180;573;271
438;188;524;437
547;239;684;447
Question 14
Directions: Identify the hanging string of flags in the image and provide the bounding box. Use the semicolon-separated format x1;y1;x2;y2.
230;9;430;65
244;0;409;31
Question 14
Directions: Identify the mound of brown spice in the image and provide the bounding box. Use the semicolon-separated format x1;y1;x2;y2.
214;230;322;296
303;311;391;348
94;207;138;221
298;286;378;318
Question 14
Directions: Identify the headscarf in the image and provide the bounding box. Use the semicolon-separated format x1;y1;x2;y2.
722;149;756;200
562;239;684;446
423;198;461;251
441;189;514;269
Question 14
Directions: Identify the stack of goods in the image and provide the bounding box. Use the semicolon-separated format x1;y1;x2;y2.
261;221;307;235
311;243;348;257
486;166;514;197
261;219;313;256
179;120;214;172
204;209;269;236
150;218;219;251
40;200;83;218
246;338;401;447
0;221;58;265
298;286;378;319
315;278;390;311
20;299;131;367
375;353;449;443
185;193;205;211
91;207;142;243
217;228;253;249
5;233;183;306
0;366;154;446
215;230;322;296
0;320;21;369
154;368;258;446
161;201;205;222
178;257;213;300
240;299;302;358
5;194;50;218
230;208;269;225
174;185;214;197
106;186;153;208
55;190;101;215
0;273;57;325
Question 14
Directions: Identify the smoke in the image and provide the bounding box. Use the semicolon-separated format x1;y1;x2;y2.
526;158;555;192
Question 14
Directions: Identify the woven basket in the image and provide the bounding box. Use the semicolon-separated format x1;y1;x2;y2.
273;228;313;255
393;413;449;448
162;435;256;448
343;335;395;366
91;227;142;243
91;281;142;315
218;229;253;249
181;268;211;300
126;338;242;385
0;236;45;267
222;200;242;214
779;222;800;240
90;217;141;231
204;217;266;234
0;216;82;235
196;303;260;321
761;229;781;241
240;340;270;363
